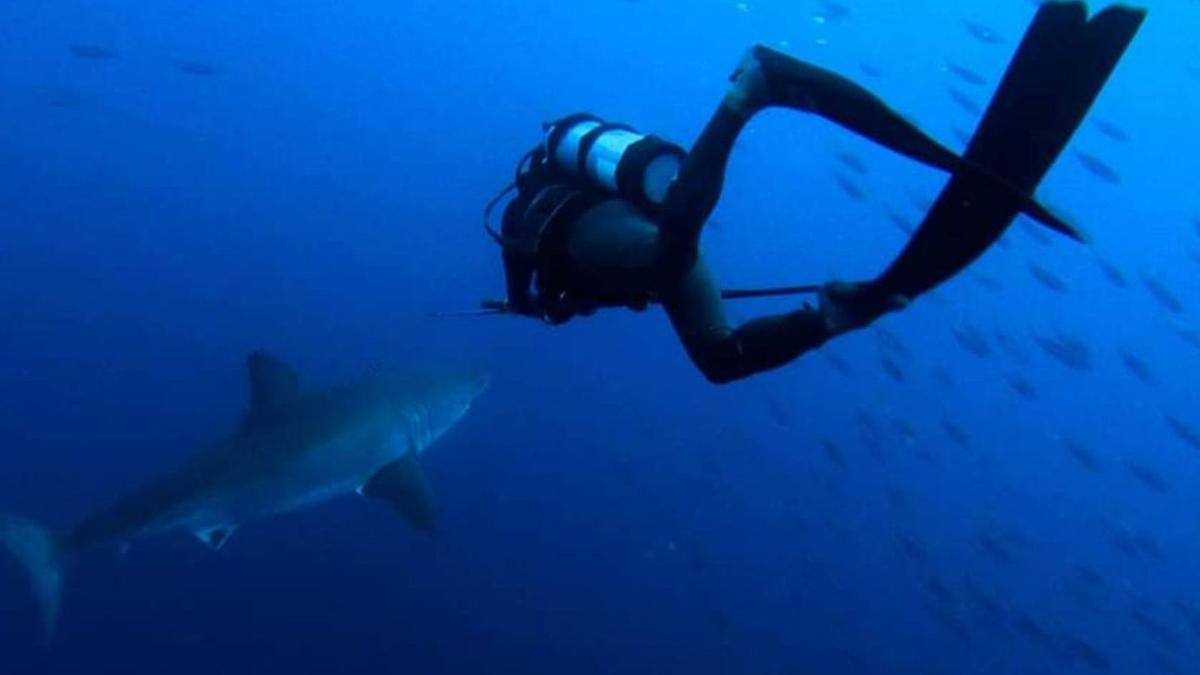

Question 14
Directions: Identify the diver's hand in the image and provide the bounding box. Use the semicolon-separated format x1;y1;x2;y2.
819;281;910;336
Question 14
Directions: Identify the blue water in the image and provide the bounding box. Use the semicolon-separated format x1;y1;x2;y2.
1;1;1197;673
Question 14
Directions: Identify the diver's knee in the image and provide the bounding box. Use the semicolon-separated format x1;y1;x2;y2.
689;344;745;385
697;361;740;385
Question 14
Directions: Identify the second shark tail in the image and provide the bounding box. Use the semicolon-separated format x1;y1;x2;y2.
0;515;63;644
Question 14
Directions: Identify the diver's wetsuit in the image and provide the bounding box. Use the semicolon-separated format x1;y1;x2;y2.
498;2;1144;384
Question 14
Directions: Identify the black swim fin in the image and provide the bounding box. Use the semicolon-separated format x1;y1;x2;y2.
869;1;1145;303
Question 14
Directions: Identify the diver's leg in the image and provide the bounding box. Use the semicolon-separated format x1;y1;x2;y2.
825;2;1146;329
653;103;750;277
653;43;965;275
728;46;961;173
659;257;831;384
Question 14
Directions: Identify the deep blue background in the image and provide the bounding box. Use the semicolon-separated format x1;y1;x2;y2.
1;1;1197;673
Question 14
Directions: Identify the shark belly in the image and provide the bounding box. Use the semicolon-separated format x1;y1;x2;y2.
159;425;411;540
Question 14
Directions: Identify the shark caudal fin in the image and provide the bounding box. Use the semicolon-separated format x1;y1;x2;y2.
0;515;63;643
870;1;1145;303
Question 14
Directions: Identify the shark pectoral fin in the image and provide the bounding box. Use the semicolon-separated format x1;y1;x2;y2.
360;455;437;538
193;525;237;551
241;351;301;432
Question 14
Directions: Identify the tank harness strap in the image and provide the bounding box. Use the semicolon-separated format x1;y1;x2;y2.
528;186;604;305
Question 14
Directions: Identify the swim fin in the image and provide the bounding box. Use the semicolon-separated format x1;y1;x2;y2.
868;1;1145;303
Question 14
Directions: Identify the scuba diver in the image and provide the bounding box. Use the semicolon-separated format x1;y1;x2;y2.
481;2;1144;384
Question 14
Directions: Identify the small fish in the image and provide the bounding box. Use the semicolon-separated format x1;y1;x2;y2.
1133;608;1182;651
894;529;928;562
926;603;973;645
947;86;982;116
1140;272;1184;313
38;89;93;108
940;416;970;449
833;172;867;201
1133;532;1167;563
967;271;1001;292
1027;261;1069;293
1034;328;1092;371
946;62;987;86
760;388;793;428
890;417;917;445
926;577;955;604
1117;348;1156;385
855;409;882;448
977;532;1012;564
174;60;221;76
1063;438;1103;473
1074;151;1121;184
951;320;992;358
884;208;915;234
1172;599;1200;637
815;0;852;22
1069;563;1106;589
822;350;854;376
1019;217;1054;246
962;578;1007;623
1014;612;1056;651
683;540;711;571
68;43;119;60
963;19;1004;45
906;189;934;212
874;326;911;358
859;63;883;78
933;367;954;389
993;331;1031;365
608;456;635;486
711;609;736;636
1107;526;1141;560
1173;324;1200;351
1094;257;1128;288
1164;413;1200;451
1061;635;1110;672
1093;118;1131;143
883;485;909;510
819;437;848;470
879;355;905;383
834;151;869;176
1006;373;1039;401
1147;649;1187;675
1126;461;1170;494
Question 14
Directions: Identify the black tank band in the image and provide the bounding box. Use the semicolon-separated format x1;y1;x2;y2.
574;122;637;177
614;135;686;211
544;113;601;166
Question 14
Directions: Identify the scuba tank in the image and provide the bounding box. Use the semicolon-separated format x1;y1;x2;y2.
543;113;686;212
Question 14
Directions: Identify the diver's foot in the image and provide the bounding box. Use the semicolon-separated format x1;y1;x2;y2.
819;281;910;336
726;45;822;119
725;45;775;118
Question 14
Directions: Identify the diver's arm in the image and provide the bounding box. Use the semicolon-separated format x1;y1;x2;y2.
502;253;540;318
659;256;831;384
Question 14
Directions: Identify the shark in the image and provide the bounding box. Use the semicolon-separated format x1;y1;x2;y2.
0;351;488;642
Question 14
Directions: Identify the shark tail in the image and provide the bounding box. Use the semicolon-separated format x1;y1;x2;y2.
0;515;63;643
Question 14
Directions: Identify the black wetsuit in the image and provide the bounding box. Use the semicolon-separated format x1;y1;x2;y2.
497;2;1144;384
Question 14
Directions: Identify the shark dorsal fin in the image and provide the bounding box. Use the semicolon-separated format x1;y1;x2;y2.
243;351;300;430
